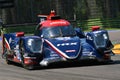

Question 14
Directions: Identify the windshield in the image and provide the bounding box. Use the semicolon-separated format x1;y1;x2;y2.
42;26;76;38
27;38;42;53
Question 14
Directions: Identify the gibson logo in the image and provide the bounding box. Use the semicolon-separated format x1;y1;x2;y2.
57;42;77;46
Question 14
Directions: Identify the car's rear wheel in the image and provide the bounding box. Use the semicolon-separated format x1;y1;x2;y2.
3;39;12;64
2;37;7;58
4;53;12;64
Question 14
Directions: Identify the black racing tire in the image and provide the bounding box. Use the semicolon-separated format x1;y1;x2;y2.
2;38;12;64
21;55;34;70
4;48;12;65
4;54;12;65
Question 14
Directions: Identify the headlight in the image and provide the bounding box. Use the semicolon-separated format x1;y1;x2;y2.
103;33;108;39
27;38;43;53
27;39;33;46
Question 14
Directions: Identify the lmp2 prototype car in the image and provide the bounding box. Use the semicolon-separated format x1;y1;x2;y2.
1;11;114;70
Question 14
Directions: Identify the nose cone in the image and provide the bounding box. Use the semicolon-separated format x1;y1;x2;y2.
45;37;81;59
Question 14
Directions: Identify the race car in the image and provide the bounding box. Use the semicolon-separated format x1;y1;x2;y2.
1;10;114;70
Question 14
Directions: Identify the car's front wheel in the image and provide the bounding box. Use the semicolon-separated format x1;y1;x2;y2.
21;55;34;70
20;40;34;70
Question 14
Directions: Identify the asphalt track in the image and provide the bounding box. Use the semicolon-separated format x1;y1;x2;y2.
108;30;120;43
0;31;120;80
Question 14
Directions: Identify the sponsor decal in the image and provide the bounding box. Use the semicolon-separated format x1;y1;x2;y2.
65;50;76;53
57;42;77;47
56;37;71;41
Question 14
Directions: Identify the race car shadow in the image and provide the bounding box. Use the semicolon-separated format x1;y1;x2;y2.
112;60;120;64
34;60;119;70
6;59;120;70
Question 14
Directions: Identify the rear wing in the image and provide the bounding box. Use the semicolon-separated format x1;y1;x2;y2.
37;15;47;23
37;10;59;23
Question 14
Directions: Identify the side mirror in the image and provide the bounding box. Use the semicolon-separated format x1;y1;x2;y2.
16;32;24;37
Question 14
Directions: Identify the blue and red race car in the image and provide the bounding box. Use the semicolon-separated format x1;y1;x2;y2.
1;11;114;70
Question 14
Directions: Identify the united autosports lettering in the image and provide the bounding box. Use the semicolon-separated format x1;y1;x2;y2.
57;42;77;46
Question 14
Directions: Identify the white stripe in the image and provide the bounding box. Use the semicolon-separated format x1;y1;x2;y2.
5;38;11;50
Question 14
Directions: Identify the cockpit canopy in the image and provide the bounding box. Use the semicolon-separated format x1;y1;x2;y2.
42;25;76;38
36;10;76;38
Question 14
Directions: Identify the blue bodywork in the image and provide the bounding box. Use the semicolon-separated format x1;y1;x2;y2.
2;27;113;68
37;27;113;66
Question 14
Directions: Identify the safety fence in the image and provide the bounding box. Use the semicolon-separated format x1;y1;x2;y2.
1;23;37;35
1;18;120;34
77;18;120;30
